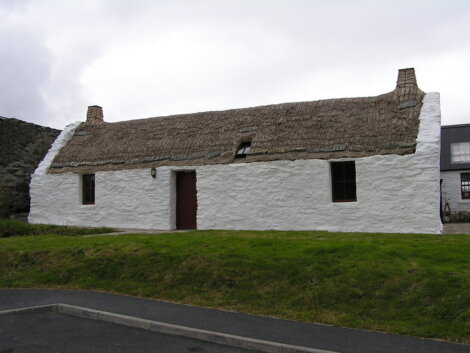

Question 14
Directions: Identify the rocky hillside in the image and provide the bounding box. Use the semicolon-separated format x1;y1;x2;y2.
0;117;60;216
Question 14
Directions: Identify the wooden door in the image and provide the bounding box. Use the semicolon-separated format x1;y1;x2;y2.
176;171;197;229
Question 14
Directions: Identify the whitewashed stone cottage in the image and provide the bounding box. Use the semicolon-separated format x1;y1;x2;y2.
440;124;470;221
29;68;442;233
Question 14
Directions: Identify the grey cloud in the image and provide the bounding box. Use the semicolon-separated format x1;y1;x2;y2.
1;0;470;128
0;25;52;126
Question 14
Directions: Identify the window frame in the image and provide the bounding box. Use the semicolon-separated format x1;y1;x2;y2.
82;174;95;205
330;161;357;203
461;173;470;200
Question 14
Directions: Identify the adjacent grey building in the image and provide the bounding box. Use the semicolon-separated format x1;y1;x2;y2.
440;124;470;220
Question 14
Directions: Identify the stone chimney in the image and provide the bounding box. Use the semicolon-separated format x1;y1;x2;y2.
395;68;421;109
396;68;417;89
86;105;104;125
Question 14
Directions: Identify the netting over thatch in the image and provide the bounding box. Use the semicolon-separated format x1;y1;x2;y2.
50;68;424;174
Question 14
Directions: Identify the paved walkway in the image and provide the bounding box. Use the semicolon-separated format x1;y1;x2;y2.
84;228;190;237
87;223;470;237
443;223;470;234
0;289;468;353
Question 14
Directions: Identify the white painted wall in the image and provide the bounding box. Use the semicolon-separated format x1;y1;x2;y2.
30;168;173;229
29;93;442;234
441;170;470;214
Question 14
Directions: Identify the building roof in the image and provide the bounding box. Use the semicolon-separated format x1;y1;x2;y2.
50;68;424;174
441;124;470;171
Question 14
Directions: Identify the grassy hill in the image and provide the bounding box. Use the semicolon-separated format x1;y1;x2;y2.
0;221;468;343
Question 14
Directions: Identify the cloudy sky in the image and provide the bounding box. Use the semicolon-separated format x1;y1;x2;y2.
1;0;470;129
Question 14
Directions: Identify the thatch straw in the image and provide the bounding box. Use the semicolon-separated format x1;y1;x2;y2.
50;69;423;174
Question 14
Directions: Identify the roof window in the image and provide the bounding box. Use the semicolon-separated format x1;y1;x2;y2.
236;141;251;158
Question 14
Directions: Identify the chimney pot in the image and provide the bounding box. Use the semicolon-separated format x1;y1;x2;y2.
86;105;104;125
396;68;417;89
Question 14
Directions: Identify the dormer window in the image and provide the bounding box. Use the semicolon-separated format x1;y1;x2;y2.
236;141;251;158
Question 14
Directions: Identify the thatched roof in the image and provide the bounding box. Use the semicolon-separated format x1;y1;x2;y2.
50;68;424;174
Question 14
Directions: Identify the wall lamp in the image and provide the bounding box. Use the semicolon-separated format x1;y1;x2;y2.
150;167;157;178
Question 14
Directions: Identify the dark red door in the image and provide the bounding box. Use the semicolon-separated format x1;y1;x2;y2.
176;171;197;229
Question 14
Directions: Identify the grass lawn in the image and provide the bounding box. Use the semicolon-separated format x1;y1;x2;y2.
0;224;468;343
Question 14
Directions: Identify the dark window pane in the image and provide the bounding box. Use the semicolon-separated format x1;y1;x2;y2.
331;163;343;180
333;182;344;200
345;181;357;200
343;162;356;180
462;173;470;199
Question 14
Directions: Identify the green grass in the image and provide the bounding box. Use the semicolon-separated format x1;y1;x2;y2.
0;228;469;343
0;218;114;237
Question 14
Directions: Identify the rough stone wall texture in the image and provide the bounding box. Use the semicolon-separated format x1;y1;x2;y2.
29;93;442;234
441;170;470;214
0;117;60;216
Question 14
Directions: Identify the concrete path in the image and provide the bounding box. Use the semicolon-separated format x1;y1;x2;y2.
443;223;470;234
0;289;468;353
83;228;190;237
88;223;470;237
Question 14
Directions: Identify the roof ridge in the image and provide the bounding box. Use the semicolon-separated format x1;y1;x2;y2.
106;91;396;125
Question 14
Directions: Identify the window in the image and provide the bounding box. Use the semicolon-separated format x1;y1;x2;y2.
236;141;251;158
461;173;470;200
82;174;95;204
331;161;357;202
451;142;470;163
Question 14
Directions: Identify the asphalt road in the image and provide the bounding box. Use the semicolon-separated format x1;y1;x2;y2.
1;289;468;353
0;312;260;353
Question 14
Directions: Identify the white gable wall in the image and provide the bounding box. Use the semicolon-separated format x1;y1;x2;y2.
29;93;442;234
